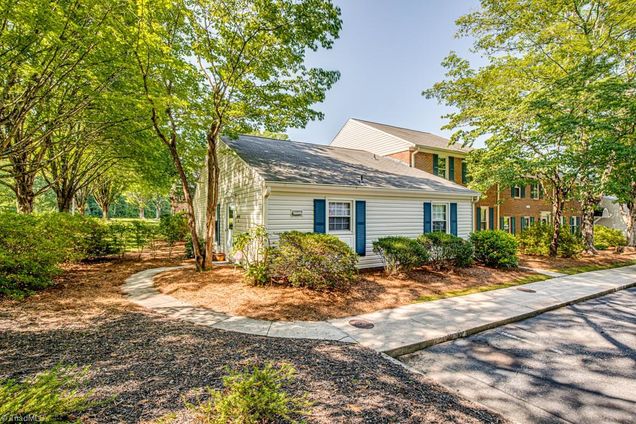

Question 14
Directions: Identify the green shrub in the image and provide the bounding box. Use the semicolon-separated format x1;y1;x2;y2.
418;232;474;269
594;226;627;250
594;242;609;250
517;223;582;257
159;213;189;257
129;220;155;257
0;213;67;299
269;232;358;290
470;230;519;268
372;236;429;274
0;365;93;422
233;226;272;285
186;363;309;424
558;229;583;258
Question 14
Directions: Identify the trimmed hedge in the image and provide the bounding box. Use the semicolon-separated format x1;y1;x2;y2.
373;236;429;274
269;231;358;290
418;232;474;269
470;230;518;268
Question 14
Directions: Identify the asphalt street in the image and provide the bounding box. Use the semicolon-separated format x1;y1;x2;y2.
400;288;636;423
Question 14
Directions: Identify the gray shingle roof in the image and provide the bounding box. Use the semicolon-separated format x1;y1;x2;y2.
222;135;478;196
353;119;472;154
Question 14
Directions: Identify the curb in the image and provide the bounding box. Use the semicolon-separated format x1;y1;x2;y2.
384;279;636;357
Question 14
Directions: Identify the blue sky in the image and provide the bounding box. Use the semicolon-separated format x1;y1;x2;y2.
286;0;482;146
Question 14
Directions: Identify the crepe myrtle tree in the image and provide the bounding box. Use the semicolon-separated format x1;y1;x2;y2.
189;0;342;268
427;0;636;257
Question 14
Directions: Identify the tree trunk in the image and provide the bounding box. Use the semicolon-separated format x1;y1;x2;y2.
204;128;220;268
627;201;636;247
100;203;109;219
15;182;35;214
155;205;161;219
549;185;565;257
56;190;74;213
167;143;205;271
581;195;598;255
139;207;145;219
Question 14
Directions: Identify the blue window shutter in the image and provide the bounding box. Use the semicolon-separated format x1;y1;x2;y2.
489;208;495;230
215;203;221;244
475;205;480;231
313;199;326;233
530;216;535;225
511;217;516;235
521;185;526;198
521;216;526;232
450;203;458;236
432;155;439;176
511;186;515;197
462;162;468;185
355;201;366;256
500;217;504;231
569;216;574;233
423;202;432;233
448;156;455;181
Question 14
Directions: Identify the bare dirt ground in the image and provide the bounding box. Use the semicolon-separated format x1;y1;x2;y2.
155;264;540;321
0;245;505;424
520;248;636;272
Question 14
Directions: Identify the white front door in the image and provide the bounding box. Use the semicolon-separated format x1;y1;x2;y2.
226;203;235;254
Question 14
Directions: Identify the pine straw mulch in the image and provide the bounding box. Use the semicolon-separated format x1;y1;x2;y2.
0;244;506;424
155;265;541;321
520;248;636;273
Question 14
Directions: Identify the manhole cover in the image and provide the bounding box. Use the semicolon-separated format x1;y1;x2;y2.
516;287;536;293
349;319;374;329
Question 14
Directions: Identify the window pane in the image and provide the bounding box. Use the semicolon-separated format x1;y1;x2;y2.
329;202;350;217
432;221;447;232
329;217;350;231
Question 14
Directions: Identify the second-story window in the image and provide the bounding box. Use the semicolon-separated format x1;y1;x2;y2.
512;185;522;199
437;157;447;179
531;183;539;199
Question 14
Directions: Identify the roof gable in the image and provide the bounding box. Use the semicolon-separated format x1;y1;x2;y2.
352;119;472;155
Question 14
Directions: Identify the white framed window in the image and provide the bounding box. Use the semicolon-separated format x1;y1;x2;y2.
502;216;511;233
437;157;447;179
570;216;581;234
530;183;540;199
432;204;448;233
512;186;522;199
328;201;351;232
480;206;488;230
540;211;552;224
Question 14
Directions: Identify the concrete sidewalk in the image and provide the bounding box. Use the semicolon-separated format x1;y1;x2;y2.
124;264;636;356
330;265;636;356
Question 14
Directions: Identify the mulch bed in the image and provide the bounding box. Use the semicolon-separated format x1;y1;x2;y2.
0;248;505;424
155;265;539;321
520;248;636;271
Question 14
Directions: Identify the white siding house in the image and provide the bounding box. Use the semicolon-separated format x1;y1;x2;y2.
194;135;480;269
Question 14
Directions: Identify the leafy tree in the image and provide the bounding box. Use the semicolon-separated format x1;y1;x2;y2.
427;0;636;256
0;0;131;213
92;172;126;220
190;0;342;267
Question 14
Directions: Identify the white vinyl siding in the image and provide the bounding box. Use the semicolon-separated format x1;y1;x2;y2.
266;190;473;269
330;119;412;156
193;141;265;254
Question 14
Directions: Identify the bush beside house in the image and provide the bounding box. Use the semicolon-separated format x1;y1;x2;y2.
470;230;519;268
372;236;429;274
418;232;474;269
517;222;582;257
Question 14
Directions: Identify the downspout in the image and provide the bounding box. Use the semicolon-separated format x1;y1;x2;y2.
409;148;416;168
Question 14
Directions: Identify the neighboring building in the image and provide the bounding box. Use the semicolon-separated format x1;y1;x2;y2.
595;196;629;236
193;135;479;268
331;118;582;234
